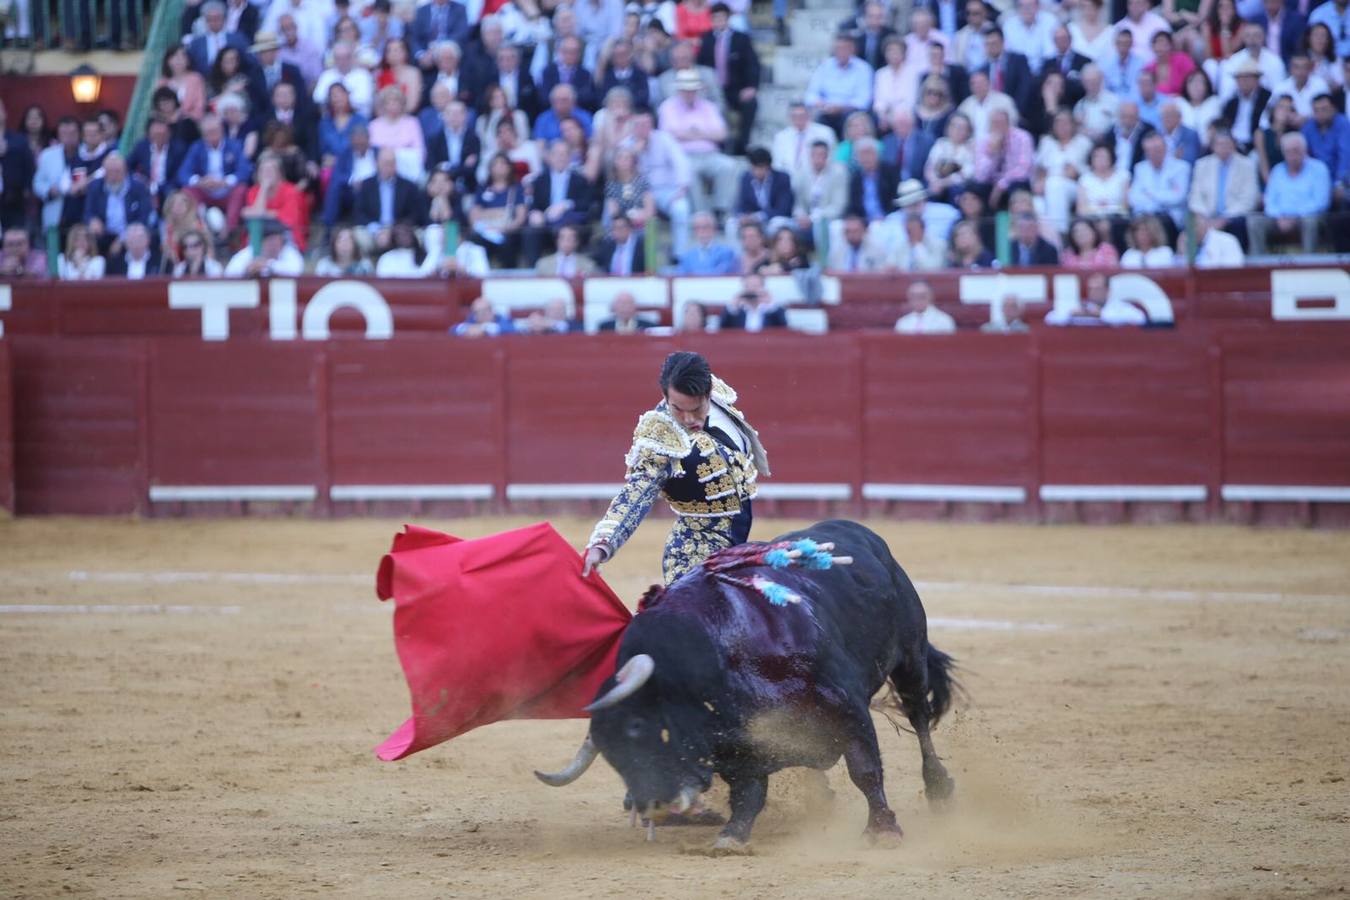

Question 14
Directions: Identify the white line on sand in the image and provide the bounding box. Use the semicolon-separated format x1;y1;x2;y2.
928;616;1060;632
7;571;1334;606
0;604;242;615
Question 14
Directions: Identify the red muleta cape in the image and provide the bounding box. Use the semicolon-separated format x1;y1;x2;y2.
374;521;632;761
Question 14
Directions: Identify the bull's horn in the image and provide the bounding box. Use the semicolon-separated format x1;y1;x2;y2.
585;654;656;712
534;733;599;787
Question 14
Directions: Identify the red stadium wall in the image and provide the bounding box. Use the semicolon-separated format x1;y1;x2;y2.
0;76;139;131
2;270;1349;524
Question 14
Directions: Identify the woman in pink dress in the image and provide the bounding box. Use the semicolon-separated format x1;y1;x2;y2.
1146;31;1196;95
1061;217;1121;268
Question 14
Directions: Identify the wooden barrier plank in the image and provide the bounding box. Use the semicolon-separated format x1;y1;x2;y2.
11;338;146;514
1221;328;1350;486
860;334;1036;487
327;340;503;488
0;341;12;513
149;342;321;490
1038;330;1212;487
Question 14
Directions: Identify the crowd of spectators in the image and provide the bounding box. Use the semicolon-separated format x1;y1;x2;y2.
2;0;1349;295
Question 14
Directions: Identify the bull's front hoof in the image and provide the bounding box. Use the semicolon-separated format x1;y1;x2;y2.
925;775;956;811
863;826;904;848
710;835;754;856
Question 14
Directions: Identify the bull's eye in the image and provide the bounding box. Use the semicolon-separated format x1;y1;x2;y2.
625;720;644;739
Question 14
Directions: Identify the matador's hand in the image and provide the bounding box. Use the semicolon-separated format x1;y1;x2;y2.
581;545;607;577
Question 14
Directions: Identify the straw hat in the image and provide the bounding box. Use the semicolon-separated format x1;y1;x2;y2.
250;31;280;53
895;178;929;207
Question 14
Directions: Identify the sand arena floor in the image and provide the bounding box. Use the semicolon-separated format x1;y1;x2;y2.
1;515;1348;899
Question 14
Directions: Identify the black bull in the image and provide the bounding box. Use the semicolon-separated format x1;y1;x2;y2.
537;520;958;849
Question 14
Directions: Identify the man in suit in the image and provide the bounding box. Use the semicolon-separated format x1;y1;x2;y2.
1221;59;1272;153
127;118;187;209
1009;213;1059;266
918;41;971;105
772;102;838;174
188;1;251;75
183;0;259;43
523;140;594;265
426;101;481;193
104;223;163;278
846;138;900;224
922;0;969;40
719;273;789;332
982;26;1034;110
1104;100;1156;174
84;153;153;253
599;39;651;113
265;81;319;163
462;12;504;92
698;4;760;155
596;291;655;333
1254;0;1306;63
247;31;309;121
852;1;898;70
881;109;935;183
826;214;888;272
1189;128;1259;248
791;140;849;243
1158;102;1202;165
592;215;646;275
354;148;426;251
0;99;35;231
323;123;377;228
178;114;253;235
539;35;597;112
729;146;793;241
1044;25;1091;105
411;0;470;69
535;224;598;276
482;44;541;120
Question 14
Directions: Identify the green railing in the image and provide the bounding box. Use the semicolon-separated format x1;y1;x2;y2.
119;0;184;154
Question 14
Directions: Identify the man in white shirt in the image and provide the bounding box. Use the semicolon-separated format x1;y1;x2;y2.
771;102;838;175
1215;23;1286;97
224;220;305;276
827;214;888;272
1002;0;1058;74
895;280;957;333
957;69;1017;139
312;41;376;116
623;110;693;259
1045;272;1147;326
1269;54;1328;125
1129;131;1191;227
1074;64;1120;139
1191;216;1246;266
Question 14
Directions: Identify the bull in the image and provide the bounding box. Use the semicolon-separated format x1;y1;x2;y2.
536;520;958;851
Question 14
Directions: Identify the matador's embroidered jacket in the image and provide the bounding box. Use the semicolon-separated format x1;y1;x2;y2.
586;376;770;585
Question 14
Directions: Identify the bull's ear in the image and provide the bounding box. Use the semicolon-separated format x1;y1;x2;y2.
585;654;656;712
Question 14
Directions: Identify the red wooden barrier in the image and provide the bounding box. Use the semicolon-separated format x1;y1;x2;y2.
0;341;13;513
5;330;1350;524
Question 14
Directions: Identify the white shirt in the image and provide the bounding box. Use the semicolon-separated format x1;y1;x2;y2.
1045;296;1148;325
1119;246;1176;268
1268;74;1330;122
224;244;305;276
706;404;748;453
895;305;957;334
1195;228;1245;267
1075;90;1120;139
1002;9;1058;73
312;66;376;116
1217;49;1286;98
771;122;838;174
124;253;152;279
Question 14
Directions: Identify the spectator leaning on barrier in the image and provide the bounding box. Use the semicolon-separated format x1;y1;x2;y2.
981;296;1030;333
0;228;47;278
105;223;161;278
172;229;223;277
1010;212;1061;266
1121;213;1177;267
453;297;513;338
597;291;656;333
57;223;104;280
224;218;305;276
1045;272;1147;326
520;298;583;335
719;272;788;332
1250;130;1331;253
895;280;957;333
594;214;646;275
1189;214;1247;266
827;214;888;273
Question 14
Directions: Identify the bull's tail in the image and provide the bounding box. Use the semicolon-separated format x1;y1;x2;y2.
925;643;959;728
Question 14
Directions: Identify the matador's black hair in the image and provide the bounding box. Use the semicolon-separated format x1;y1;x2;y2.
659;352;712;398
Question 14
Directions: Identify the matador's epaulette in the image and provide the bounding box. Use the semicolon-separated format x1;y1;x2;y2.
624;409;692;467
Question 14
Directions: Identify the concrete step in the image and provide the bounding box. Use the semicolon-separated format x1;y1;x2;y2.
789;11;851;48
772;46;824;89
758;84;805;123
